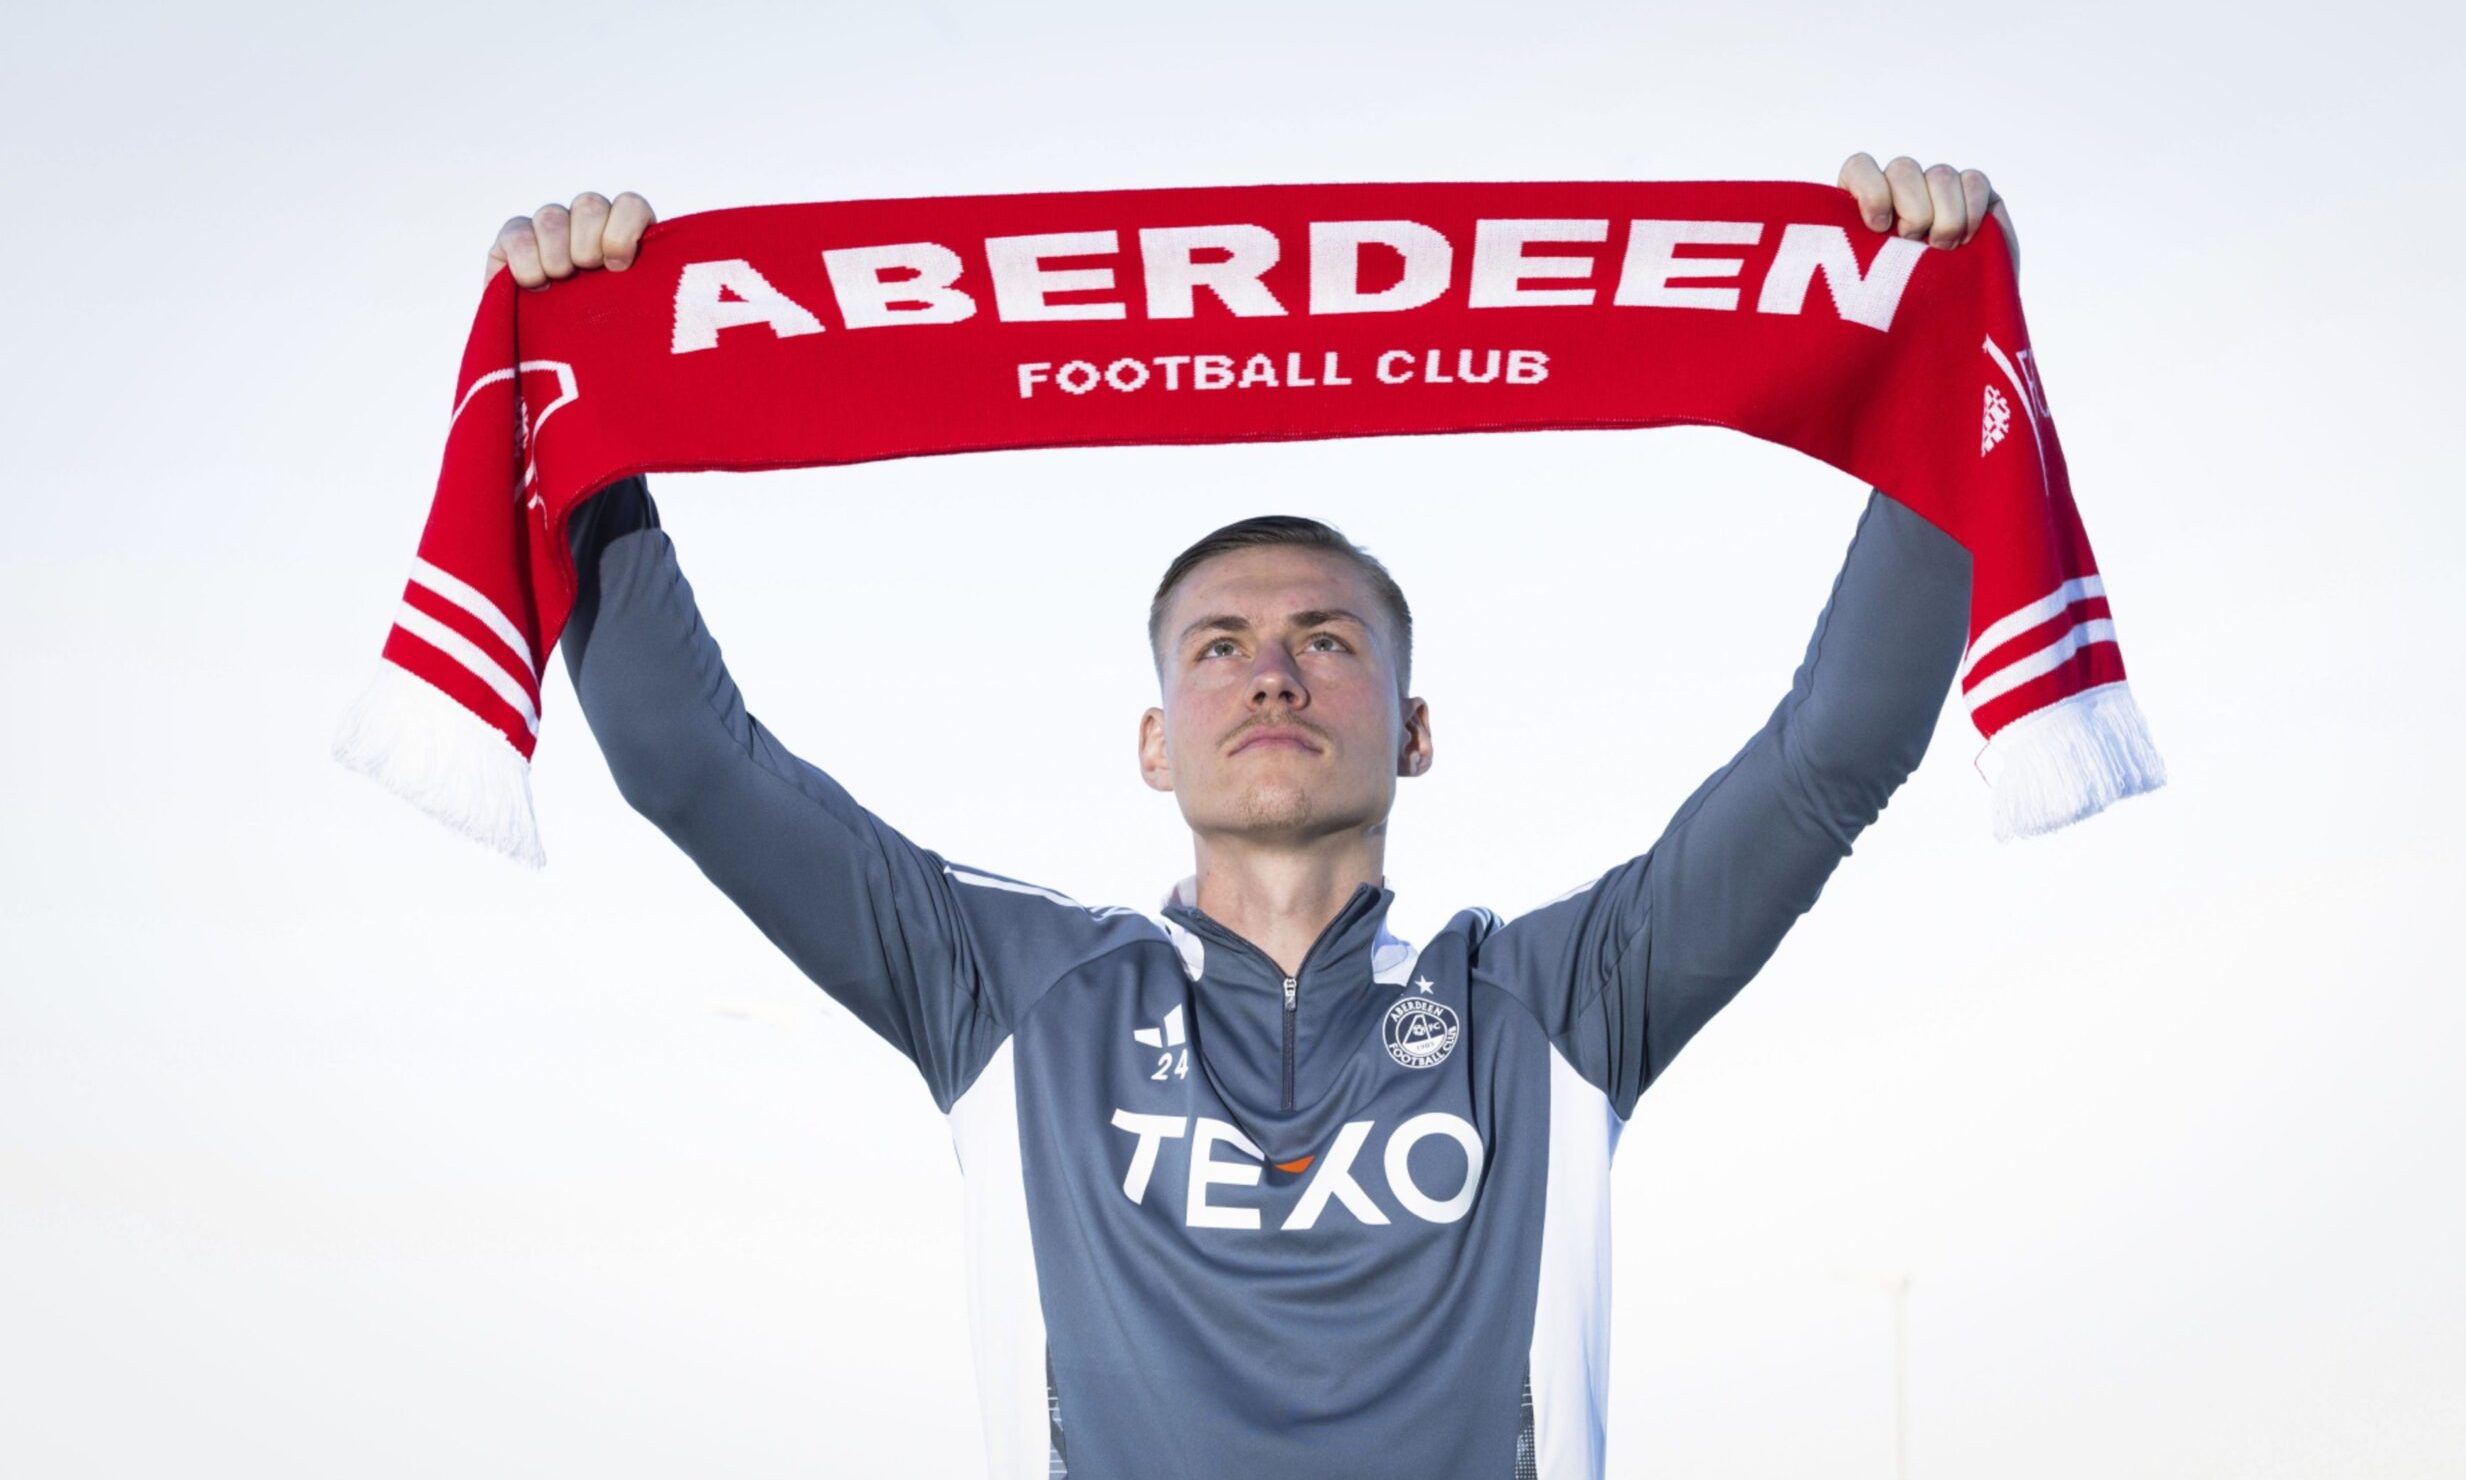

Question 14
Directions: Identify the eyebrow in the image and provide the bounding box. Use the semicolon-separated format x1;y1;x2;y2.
1178;609;1372;647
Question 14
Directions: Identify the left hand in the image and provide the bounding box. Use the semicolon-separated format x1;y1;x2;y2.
1838;153;2019;279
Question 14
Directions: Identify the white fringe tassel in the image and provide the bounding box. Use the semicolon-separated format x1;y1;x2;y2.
1979;680;2168;842
331;661;546;869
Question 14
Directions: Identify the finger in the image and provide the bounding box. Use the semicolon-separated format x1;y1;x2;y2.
532;203;574;279
566;191;612;269
1957;169;1994;247
1923;163;1966;248
497;216;546;290
604;191;656;269
1884;155;1933;241
1838;151;1892;231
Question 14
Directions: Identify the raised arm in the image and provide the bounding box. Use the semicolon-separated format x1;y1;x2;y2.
1479;150;2007;1117
1479;488;1970;1118
492;191;986;1102
563;476;1009;1101
1628;489;1970;1083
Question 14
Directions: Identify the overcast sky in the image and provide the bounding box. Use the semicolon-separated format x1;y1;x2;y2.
4;2;2458;1476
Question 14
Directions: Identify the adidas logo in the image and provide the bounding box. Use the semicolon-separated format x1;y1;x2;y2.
1981;383;2012;456
1133;1004;1185;1049
1135;1004;1189;1082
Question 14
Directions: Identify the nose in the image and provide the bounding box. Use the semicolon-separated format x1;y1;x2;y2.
1247;645;1307;710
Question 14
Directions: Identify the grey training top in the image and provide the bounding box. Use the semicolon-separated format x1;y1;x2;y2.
561;478;1970;1480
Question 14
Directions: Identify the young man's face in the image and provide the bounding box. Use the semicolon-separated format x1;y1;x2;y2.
1139;544;1433;847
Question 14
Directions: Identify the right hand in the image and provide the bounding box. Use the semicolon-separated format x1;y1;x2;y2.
485;191;658;291
1836;153;2017;279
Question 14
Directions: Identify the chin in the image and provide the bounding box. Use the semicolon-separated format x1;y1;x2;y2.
1223;781;1387;844
1177;779;1312;840
1234;781;1316;830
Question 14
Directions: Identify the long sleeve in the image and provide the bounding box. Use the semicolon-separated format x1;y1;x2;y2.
1478;488;1973;1119
561;475;1019;1107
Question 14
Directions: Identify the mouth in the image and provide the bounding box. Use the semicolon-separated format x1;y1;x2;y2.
1230;727;1320;756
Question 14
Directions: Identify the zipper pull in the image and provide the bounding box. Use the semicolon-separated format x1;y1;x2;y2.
1283;976;1297;1012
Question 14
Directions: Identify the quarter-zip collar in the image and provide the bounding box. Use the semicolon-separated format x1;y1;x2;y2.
1160;873;1395;984
1158;874;1415;1161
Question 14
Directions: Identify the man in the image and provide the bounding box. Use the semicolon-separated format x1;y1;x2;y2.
495;153;1999;1479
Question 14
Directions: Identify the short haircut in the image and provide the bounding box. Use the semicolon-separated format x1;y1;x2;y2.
1148;515;1414;697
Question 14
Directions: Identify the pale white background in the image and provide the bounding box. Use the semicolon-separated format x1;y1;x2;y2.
4;2;2458;1476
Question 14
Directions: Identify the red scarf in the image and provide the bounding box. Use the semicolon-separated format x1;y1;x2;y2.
334;179;2164;866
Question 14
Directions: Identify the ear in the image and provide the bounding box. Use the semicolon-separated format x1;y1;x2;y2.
1397;696;1434;778
1138;706;1175;793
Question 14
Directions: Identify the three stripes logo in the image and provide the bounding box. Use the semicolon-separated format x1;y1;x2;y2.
1981;383;2012;456
1134;1004;1189;1081
1980;334;2050;472
389;556;541;741
1958;574;2118;724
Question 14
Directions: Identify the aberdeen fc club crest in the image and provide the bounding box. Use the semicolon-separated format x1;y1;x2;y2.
1383;990;1461;1070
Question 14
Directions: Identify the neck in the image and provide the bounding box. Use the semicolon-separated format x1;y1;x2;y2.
1186;828;1385;978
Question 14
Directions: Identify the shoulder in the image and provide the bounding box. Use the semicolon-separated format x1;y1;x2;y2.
940;862;1192;1016
1466;856;1653;955
941;860;1174;951
1458;857;1659;1031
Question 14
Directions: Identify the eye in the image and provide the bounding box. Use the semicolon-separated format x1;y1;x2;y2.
1303;633;1349;653
1199;637;1240;659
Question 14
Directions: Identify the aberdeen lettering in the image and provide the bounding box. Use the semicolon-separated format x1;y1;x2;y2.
1108;1109;1486;1231
669;217;1931;354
